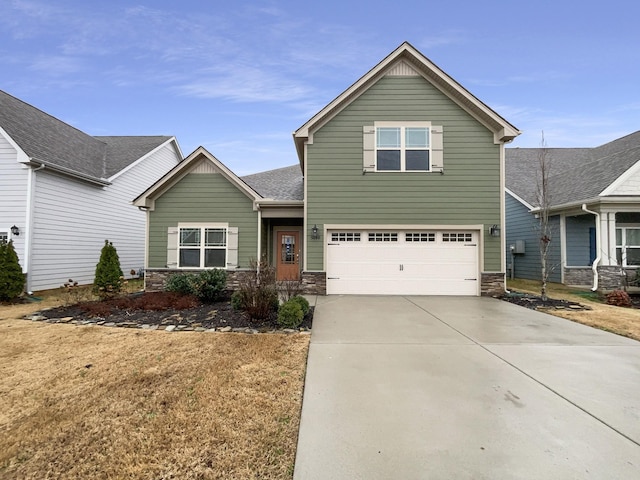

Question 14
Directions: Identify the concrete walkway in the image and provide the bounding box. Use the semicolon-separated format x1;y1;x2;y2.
294;296;640;479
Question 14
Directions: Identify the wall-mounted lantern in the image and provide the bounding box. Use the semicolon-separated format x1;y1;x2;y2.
489;224;500;237
10;225;20;236
311;224;319;240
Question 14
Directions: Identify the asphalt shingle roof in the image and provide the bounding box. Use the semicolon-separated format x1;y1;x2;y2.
506;131;640;208
241;165;303;201
0;90;171;180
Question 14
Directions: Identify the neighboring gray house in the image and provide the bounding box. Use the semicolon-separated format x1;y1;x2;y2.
135;42;520;296
506;131;640;290
0;90;183;292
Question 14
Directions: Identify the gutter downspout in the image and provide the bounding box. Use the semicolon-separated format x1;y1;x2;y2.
257;207;262;274
25;163;46;293
582;204;600;291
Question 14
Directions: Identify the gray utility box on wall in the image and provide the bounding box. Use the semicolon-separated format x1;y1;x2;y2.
511;240;525;254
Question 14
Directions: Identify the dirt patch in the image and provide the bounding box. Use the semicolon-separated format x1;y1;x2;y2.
501;290;591;312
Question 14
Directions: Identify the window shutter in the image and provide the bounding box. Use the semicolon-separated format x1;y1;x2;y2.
167;227;179;268
363;125;375;172
431;125;444;171
227;227;239;268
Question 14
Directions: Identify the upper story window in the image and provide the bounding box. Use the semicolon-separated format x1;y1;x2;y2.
376;126;430;171
179;226;227;268
363;122;442;174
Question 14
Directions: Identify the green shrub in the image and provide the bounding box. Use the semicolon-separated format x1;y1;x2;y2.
289;295;310;315
93;240;123;299
165;273;194;296
277;300;304;329
231;290;245;310
165;269;227;302
192;269;227;302
0;240;25;301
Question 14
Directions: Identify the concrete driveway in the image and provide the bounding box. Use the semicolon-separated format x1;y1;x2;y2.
293;296;640;479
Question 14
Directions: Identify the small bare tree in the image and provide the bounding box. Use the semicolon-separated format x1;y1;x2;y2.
536;132;553;300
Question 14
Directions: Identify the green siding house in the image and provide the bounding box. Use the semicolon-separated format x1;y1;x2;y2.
134;42;520;296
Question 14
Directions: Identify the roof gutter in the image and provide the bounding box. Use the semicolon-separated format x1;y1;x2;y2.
581;204;600;291
27;158;111;186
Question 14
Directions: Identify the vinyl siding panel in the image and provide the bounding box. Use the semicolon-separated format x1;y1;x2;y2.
28;143;180;291
0;134;28;265
565;214;595;266
306;76;502;271
505;194;561;282
148;173;258;269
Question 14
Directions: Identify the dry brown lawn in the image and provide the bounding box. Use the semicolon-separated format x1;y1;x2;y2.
507;279;640;341
0;293;310;480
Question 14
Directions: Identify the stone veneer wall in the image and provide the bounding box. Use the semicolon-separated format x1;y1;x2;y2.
147;269;499;297
480;272;505;297
301;272;327;295
564;266;635;291
145;268;247;292
145;268;327;295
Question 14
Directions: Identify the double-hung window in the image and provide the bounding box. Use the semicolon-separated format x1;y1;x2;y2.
616;227;640;266
376;125;430;171
179;226;227;268
0;231;8;243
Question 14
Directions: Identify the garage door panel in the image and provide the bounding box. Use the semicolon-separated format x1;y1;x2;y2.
326;229;479;296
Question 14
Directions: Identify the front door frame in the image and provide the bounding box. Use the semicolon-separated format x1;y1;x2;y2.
273;226;303;281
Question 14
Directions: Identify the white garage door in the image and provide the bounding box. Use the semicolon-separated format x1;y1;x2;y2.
326;230;479;295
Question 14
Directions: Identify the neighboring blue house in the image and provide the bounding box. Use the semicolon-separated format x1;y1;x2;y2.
505;131;640;291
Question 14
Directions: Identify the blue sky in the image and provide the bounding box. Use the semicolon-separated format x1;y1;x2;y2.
1;0;639;175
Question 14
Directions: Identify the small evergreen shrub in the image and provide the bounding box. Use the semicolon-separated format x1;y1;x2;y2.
192;269;227;302
277;300;304;329
165;269;227;302
231;290;244;310
289;295;310;315
0;240;25;301
93;240;124;299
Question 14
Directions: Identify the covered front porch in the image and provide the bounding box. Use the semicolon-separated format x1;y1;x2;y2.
561;206;640;291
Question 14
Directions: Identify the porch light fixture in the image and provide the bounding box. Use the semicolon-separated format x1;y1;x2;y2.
490;224;500;237
10;225;19;236
311;224;319;240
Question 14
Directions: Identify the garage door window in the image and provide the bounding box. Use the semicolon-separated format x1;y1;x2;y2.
406;232;435;242
369;232;398;242
442;232;473;242
331;232;361;242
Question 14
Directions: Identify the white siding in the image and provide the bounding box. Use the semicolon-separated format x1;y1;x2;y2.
0;134;29;268
28;142;180;291
608;167;640;195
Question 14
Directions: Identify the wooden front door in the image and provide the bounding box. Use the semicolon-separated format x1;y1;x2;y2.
276;231;300;281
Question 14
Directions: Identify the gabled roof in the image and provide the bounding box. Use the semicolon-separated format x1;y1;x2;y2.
133;146;262;209
506;130;640;210
0;89;175;182
241;165;303;201
293;41;520;165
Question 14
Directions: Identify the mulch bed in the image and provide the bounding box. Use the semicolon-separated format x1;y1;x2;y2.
30;291;313;332
500;290;592;311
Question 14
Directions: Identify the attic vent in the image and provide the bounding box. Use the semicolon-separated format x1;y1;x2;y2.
386;60;419;77
191;158;217;174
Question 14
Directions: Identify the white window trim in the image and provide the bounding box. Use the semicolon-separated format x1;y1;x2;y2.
177;223;228;269
616;226;640;267
374;121;432;172
0;227;9;243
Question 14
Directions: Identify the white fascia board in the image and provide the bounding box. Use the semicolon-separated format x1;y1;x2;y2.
599;158;640;197
133;146;261;209
108;137;181;182
505;188;535;210
0;126;30;163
